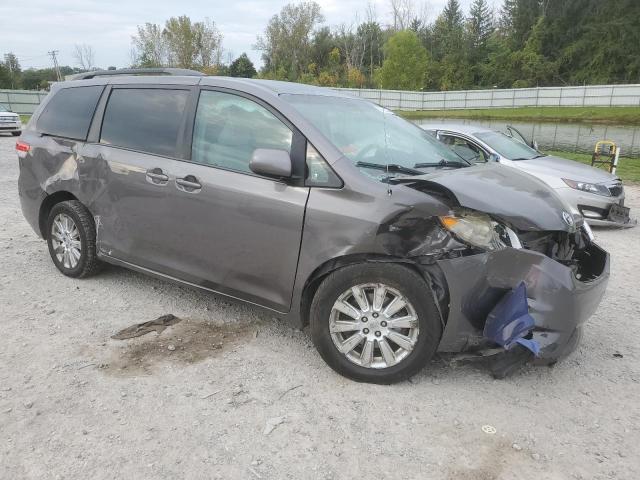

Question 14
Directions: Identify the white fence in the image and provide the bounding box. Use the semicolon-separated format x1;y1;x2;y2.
0;89;48;115
3;84;640;114
335;84;640;110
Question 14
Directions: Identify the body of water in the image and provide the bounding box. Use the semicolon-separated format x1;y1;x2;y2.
414;117;640;158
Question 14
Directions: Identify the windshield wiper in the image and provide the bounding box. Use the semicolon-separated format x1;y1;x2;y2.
355;161;424;176
414;158;467;168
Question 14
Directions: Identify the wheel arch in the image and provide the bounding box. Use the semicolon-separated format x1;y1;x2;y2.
299;254;449;329
38;191;79;239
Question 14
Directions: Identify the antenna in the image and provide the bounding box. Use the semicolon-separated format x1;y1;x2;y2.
48;50;62;81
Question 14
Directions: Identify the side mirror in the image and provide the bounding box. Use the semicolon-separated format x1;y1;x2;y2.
488;153;500;162
250;148;292;178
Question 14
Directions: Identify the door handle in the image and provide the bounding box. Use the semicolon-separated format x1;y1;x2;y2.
176;175;202;192
146;169;169;184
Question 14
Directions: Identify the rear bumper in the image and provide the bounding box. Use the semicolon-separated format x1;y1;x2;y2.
435;243;610;361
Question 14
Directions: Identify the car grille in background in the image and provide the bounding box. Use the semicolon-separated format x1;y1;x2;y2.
0;116;18;123
607;182;623;197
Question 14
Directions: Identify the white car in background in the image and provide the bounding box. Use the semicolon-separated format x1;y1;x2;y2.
0;104;22;136
424;124;634;227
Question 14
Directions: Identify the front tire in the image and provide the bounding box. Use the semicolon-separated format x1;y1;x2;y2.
46;200;102;278
11;131;21;137
310;263;442;384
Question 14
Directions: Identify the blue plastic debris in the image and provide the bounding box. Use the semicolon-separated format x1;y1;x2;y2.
483;282;540;356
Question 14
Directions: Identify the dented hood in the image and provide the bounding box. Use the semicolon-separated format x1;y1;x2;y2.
394;163;576;232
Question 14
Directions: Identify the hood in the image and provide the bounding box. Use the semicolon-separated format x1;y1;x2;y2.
514;155;618;184
393;163;577;232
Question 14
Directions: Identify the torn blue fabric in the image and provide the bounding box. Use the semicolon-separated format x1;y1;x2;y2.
483;282;540;356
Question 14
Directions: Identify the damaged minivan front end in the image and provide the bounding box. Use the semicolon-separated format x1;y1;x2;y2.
392;163;610;372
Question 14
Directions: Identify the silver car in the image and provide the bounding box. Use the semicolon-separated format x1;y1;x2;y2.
17;69;609;383
0;104;22;136
424;124;633;227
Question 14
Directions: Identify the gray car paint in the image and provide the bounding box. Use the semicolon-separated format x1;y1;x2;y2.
391;162;578;232
17;76;610;363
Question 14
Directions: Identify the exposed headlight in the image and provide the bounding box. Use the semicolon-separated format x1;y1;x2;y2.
563;178;610;197
439;209;521;251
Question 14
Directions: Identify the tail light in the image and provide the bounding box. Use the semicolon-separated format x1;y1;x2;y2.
15;140;30;153
16;140;30;159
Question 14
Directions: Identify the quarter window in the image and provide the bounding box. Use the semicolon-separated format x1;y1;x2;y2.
306;143;341;187
191;90;293;174
37;86;104;140
100;88;189;157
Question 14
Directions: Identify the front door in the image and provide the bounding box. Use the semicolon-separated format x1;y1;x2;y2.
154;89;309;312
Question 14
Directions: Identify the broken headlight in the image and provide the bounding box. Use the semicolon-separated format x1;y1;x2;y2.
439;209;522;251
562;178;611;197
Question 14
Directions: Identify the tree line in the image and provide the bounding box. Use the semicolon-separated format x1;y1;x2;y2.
256;0;640;90
2;0;639;91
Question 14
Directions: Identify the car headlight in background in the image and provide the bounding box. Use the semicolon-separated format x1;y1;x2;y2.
562;178;610;196
439;209;521;251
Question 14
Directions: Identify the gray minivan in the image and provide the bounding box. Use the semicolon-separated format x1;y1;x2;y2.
17;69;609;383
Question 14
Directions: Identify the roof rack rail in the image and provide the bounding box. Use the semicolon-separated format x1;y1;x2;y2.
71;68;205;80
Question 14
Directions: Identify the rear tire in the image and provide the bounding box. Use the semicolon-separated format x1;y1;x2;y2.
310;263;442;384
11;131;21;137
46;200;102;278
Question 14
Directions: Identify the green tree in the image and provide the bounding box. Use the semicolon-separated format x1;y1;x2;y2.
228;53;257;78
256;2;324;80
0;53;22;89
131;17;222;70
377;30;428;90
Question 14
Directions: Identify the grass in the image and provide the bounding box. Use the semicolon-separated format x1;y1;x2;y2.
397;106;640;125
545;150;640;183
19;115;30;123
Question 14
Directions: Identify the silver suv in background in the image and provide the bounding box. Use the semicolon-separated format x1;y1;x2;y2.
424;124;633;227
17;70;609;383
0;104;22;136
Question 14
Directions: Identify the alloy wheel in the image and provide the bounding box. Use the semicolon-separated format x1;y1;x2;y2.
50;213;82;269
329;283;420;369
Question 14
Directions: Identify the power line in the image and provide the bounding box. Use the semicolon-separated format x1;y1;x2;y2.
48;50;62;81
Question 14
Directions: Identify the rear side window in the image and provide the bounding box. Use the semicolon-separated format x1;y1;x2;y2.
100;88;189;157
37;86;103;140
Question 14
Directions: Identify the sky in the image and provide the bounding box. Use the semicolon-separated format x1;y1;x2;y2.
0;0;480;71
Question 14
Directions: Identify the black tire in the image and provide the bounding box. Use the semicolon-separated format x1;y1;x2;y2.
46;200;102;278
11;131;21;137
310;263;442;384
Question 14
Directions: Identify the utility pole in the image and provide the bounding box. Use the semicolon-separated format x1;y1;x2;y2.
48;50;62;81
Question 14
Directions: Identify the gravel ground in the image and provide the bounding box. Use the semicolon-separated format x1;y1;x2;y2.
1;134;639;480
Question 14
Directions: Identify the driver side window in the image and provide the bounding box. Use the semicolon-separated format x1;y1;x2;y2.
440;134;487;163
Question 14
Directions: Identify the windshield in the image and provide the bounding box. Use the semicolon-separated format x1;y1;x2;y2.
282;94;468;174
0;105;8;112
475;131;542;160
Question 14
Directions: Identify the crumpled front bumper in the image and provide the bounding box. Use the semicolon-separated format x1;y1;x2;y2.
435;243;610;362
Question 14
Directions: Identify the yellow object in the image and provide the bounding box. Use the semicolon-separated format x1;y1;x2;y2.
439;216;459;229
594;140;617;156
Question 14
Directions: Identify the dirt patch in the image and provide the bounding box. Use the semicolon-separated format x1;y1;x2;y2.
104;317;256;376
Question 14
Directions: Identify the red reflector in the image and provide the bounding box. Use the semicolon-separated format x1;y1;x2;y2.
15;141;30;152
